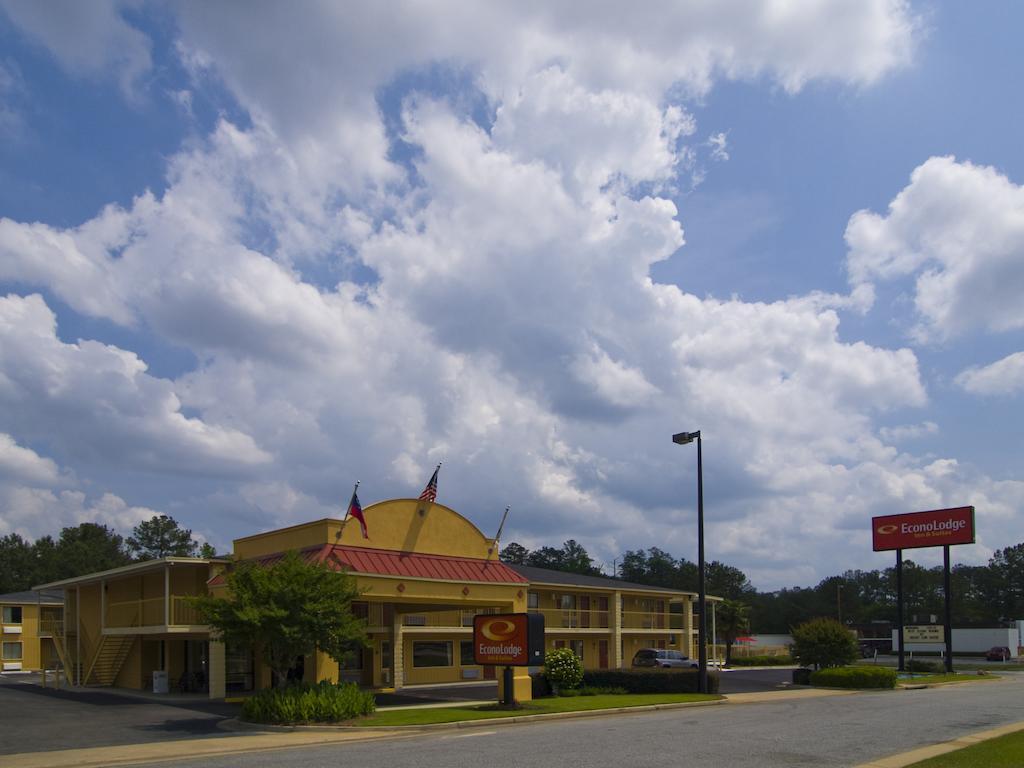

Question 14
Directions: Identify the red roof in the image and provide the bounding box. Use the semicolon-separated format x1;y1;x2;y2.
210;544;528;586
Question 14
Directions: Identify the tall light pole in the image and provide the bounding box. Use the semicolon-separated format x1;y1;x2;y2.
672;430;706;694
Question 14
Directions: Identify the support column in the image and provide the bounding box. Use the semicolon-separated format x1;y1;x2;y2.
208;640;225;699
711;601;718;663
392;610;404;689
164;565;171;627
75;586;81;686
611;590;623;668
683;595;694;658
100;579;106;633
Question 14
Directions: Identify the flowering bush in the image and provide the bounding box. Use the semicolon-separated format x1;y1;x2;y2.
544;647;583;690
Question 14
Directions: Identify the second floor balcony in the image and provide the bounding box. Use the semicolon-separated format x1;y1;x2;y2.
105;596;205;630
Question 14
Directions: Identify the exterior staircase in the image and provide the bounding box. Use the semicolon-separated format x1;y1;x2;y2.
49;633;78;682
83;636;136;686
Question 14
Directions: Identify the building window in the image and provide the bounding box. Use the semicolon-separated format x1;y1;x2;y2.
2;641;22;660
527;592;539;610
412;641;452;668
225;644;254;692
2;607;22;624
460;640;475;666
569;640;584;661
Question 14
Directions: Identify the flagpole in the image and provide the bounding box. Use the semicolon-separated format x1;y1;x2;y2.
343;481;360;522
488;505;510;558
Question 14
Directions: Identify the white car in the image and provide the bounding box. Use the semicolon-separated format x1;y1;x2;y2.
631;649;698;669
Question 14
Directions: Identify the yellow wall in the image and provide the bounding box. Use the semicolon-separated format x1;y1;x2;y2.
1;601;57;671
232;500;499;560
233;519;344;560
402;632;488;685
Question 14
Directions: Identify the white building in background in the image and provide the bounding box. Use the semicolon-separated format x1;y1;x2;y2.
891;626;1020;656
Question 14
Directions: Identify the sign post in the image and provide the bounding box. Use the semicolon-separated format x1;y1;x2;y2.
473;613;545;707
873;506;975;674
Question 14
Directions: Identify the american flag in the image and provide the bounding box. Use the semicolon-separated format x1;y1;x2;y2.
419;464;440;502
347;486;368;539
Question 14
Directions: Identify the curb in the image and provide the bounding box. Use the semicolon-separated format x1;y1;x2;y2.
852;720;1024;768
218;697;728;733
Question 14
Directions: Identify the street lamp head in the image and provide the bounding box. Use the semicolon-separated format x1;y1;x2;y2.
672;431;700;445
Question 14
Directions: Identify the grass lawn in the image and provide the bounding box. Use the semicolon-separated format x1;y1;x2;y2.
899;673;1000;686
354;693;721;727
905;729;1024;767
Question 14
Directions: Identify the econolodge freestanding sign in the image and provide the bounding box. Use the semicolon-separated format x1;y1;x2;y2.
871;506;975;673
473;613;545;706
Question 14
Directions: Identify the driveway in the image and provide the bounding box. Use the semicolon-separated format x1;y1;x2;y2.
717;667;794;693
0;675;238;756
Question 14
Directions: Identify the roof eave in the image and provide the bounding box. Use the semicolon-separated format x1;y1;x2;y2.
32;557;231;591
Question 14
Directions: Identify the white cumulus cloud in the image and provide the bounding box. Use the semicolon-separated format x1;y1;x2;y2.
956;352;1024;396
846;156;1024;341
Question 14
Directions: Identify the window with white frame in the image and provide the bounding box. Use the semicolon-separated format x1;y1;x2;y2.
2;606;22;624
412;641;452;668
2;641;22;660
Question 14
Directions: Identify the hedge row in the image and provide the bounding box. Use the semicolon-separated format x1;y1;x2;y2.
581;668;719;694
809;667;897;689
728;655;794;666
241;680;376;724
533;668;719;696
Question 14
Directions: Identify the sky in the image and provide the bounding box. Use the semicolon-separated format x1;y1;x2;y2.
0;1;1022;591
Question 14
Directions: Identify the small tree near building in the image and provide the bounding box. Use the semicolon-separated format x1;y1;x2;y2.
716;599;750;666
190;551;366;688
790;617;858;670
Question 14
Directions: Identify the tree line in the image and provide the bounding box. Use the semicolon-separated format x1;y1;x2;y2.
4;516;1020;634
501;541;1024;633
0;516;214;594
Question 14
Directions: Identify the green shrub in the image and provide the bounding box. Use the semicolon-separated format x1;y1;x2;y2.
810;667;896;689
581;668;719;694
907;659;942;673
531;672;553;698
544;647;584;690
790;618;858;669
729;655;794;666
241;680;376;724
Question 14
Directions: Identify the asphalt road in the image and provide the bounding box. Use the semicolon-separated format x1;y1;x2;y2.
136;675;1024;768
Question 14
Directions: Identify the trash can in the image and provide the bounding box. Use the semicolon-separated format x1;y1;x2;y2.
153;670;169;694
792;668;813;685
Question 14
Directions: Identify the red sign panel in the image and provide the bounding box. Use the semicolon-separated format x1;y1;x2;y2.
473;614;530;666
872;506;975;551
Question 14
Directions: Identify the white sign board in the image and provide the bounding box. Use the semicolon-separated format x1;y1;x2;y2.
903;625;943;643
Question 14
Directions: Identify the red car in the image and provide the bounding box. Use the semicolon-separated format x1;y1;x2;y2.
985;646;1012;661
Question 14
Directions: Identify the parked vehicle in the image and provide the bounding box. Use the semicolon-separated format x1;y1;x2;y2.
631;648;698;669
985;646;1012;661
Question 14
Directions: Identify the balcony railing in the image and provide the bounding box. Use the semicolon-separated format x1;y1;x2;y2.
400;607;501;628
38;619;64;637
351;604;503;629
620;611;684;630
528;607;610;629
105;596;206;628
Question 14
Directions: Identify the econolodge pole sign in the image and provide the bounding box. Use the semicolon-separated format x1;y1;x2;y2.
871;505;975;675
872;506;975;551
472;613;544;666
473;612;544;707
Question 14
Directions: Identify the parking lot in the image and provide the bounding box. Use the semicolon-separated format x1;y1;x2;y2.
0;675;238;756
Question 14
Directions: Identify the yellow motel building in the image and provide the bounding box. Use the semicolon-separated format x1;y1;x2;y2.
1;589;64;673
32;499;715;701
